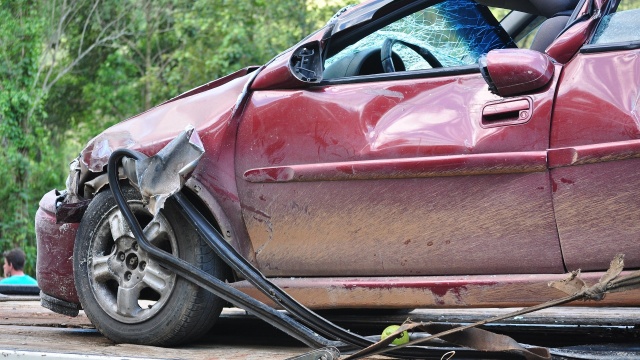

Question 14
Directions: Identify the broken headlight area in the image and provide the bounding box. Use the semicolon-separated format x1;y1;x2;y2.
55;127;204;223
55;158;88;224
55;157;118;224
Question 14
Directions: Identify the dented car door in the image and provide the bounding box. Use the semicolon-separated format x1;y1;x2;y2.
235;0;565;277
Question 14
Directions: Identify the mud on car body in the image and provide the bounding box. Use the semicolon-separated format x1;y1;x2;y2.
36;0;640;346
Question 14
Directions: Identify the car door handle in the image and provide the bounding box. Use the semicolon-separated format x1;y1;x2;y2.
481;98;532;127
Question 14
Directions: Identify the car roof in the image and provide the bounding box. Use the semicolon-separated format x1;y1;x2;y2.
477;0;581;17
329;0;397;34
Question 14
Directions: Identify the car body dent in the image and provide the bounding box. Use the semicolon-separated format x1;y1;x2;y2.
78;68;258;258
80;68;256;173
550;46;640;272
235;65;564;277
243;151;548;183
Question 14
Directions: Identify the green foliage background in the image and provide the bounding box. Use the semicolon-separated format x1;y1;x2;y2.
0;0;351;276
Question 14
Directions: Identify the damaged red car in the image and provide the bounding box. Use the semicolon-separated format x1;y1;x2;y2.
36;0;640;347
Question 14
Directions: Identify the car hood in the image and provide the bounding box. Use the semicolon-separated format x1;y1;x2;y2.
80;67;258;172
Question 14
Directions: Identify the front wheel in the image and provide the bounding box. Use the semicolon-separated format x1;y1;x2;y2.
74;186;227;346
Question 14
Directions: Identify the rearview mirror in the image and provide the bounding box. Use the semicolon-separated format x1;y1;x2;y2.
479;49;554;97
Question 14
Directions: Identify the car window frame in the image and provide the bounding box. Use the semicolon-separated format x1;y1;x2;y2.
320;0;513;86
580;0;640;54
324;0;436;60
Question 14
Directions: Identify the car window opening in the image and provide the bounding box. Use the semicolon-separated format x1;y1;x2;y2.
323;0;515;80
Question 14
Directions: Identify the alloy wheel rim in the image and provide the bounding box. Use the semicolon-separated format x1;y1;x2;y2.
88;202;178;323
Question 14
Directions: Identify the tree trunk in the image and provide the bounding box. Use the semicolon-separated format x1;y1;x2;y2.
144;0;152;110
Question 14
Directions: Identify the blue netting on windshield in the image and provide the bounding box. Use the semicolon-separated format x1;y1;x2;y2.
326;0;515;70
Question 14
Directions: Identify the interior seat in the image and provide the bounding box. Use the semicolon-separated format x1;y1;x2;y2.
479;0;580;52
529;14;571;52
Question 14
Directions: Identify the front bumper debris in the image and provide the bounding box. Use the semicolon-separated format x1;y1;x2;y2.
35;190;80;305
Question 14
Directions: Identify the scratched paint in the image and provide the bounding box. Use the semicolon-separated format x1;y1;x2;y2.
243;152;548;183
238;172;563;277
551;158;640;271
231;272;640;309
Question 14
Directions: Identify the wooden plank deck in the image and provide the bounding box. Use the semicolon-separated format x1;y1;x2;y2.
1;298;639;359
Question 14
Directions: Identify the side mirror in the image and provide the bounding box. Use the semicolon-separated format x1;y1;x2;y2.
251;41;323;90
289;41;323;83
479;49;554;97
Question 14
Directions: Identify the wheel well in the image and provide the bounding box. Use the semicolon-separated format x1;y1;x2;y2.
177;188;234;283
91;182;231;281
92;180;223;235
81;173;223;241
179;188;223;234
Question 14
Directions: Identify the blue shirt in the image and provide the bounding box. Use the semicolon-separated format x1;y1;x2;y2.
0;274;38;285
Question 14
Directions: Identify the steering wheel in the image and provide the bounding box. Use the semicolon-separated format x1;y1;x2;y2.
381;38;443;73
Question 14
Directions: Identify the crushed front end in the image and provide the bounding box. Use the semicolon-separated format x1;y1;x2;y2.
35;67;257;315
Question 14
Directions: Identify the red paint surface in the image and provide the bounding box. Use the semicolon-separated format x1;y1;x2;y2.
81;70;258;260
550;48;640;272
551;51;640;148
551;159;640;271
251;52;299;90
236;67;563;277
36;190;79;303
80;73;251;172
486;49;554;96
546;2;599;63
243;151;547;183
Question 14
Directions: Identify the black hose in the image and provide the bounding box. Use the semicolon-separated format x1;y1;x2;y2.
107;148;337;348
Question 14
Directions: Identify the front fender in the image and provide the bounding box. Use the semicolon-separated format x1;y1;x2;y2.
80;67;258;174
41;68;261;307
58;67;260;267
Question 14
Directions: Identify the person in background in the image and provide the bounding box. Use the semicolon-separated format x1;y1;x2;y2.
1;248;37;285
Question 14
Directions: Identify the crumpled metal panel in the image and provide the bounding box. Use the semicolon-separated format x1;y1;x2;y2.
78;71;251;173
124;126;204;215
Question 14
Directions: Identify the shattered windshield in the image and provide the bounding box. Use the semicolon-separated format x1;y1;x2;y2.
325;0;515;71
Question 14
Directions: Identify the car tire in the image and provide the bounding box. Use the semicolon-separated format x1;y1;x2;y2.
74;185;227;346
